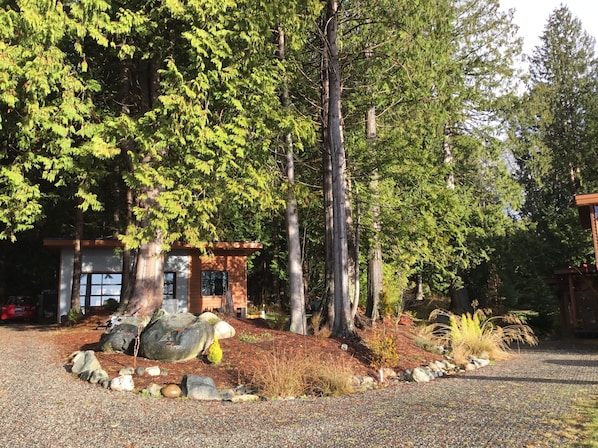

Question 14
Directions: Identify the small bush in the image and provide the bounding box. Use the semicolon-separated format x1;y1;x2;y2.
67;308;83;324
207;336;223;365
367;329;400;370
426;309;538;366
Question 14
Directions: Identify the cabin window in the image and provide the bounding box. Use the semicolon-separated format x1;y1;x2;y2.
79;273;121;313
201;271;228;296
79;272;177;312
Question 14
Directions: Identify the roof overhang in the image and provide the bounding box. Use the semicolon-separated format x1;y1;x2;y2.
43;239;263;256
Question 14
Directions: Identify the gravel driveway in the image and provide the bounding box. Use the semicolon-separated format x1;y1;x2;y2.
1;324;597;448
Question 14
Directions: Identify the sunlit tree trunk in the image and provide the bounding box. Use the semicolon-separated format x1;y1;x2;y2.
365;105;382;322
277;25;307;335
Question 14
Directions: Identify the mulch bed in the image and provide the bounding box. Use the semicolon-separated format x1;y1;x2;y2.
51;310;442;392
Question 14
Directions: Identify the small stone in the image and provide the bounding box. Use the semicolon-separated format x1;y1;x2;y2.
231;394;260;403
110;375;134;392
411;367;432;383
145;366;161;376
135;367;146;376
78;371;93;382
220;389;235;401
160;368;169;376
89;369;109;384
71;351;102;375
161;384;182;398
119;367;135;376
340;343;348;351
381;368;398;380
144;383;163;397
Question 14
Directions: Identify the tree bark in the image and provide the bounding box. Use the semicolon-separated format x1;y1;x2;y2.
366;106;382;321
69;200;84;313
277;26;307;335
326;0;354;338
126;235;165;317
321;24;335;327
121;57;165;318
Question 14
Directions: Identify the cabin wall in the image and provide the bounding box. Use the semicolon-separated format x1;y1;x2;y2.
57;248;190;322
188;251;248;314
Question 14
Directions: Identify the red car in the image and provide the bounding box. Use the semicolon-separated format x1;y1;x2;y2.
1;296;37;322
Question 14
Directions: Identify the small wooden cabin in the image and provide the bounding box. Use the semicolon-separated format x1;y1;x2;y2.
552;193;598;335
43;239;262;323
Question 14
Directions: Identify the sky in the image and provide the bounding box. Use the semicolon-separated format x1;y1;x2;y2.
498;0;598;55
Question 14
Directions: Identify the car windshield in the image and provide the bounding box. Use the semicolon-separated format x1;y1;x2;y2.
6;296;33;306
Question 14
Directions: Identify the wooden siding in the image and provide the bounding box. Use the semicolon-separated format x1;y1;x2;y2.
188;250;248;314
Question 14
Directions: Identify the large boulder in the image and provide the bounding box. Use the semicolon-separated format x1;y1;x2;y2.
140;312;214;362
98;315;149;354
98;323;140;354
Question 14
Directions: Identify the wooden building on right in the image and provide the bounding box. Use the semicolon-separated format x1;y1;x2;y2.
551;193;598;336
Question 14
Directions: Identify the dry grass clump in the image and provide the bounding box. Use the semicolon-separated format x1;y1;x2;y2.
425;308;538;365
310;311;332;339
247;350;354;399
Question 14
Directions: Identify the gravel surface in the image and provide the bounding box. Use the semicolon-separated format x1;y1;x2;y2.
1;324;597;448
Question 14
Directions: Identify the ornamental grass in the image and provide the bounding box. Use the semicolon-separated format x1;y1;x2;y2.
426;308;538;366
248;349;354;399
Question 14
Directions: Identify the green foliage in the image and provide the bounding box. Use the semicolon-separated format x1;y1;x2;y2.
507;5;598;309
426;309;538;365
238;331;272;343
207;336;223;365
67;308;84;325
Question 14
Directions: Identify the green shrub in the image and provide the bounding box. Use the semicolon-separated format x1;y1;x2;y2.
207;336;223;365
67;308;83;324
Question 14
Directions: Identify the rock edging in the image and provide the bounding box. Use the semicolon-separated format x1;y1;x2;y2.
68;349;261;401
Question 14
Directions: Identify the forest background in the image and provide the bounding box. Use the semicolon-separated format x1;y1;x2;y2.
1;0;596;336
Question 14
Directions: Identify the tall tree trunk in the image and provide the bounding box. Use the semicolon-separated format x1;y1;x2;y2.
126;183;165;317
326;0;354;338
321;26;335;327
118;150;136;313
122;60;165;318
69;200;84;313
351;184;360;319
366;107;382;321
277;26;306;335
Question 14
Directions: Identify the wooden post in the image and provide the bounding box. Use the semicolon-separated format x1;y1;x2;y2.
568;273;577;329
591;205;598;269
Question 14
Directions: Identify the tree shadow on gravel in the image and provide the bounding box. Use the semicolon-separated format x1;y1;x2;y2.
463;375;598;386
544;359;598;367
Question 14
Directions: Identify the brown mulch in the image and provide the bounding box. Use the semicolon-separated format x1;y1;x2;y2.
51;310;442;392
